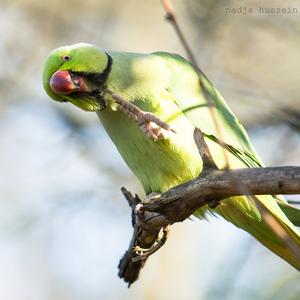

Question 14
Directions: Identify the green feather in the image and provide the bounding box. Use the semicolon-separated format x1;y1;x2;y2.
277;200;300;227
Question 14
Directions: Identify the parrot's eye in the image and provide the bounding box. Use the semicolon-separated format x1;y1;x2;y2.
62;55;71;61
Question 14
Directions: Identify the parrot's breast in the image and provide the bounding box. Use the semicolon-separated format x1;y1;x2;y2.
97;105;203;194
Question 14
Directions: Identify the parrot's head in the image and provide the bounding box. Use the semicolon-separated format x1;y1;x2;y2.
43;43;112;112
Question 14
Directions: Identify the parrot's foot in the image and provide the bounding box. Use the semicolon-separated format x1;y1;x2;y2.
132;224;171;262
109;92;176;141
138;115;175;141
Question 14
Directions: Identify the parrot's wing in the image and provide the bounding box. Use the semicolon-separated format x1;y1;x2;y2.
154;51;262;169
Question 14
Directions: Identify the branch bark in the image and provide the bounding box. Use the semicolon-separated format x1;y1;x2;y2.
140;165;300;229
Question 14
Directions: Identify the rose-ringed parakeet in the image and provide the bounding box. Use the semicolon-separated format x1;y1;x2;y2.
43;43;300;281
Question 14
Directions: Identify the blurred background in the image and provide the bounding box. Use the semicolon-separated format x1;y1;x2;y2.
1;0;300;299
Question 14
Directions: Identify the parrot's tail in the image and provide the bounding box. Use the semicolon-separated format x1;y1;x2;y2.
215;195;300;270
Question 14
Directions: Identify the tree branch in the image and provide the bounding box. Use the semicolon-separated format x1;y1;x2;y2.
118;128;300;285
140;166;300;228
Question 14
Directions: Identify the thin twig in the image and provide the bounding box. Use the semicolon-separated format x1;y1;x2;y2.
161;0;230;168
194;128;218;170
161;0;198;66
254;199;300;261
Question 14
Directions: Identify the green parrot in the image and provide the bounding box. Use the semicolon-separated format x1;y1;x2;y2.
43;43;300;281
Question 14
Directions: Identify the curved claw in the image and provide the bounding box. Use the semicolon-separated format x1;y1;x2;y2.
137;112;177;134
132;225;171;262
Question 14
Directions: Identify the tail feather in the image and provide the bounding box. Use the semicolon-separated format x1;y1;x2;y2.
214;195;300;270
276;199;300;227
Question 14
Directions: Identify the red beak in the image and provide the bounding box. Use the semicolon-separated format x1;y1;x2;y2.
50;70;80;95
